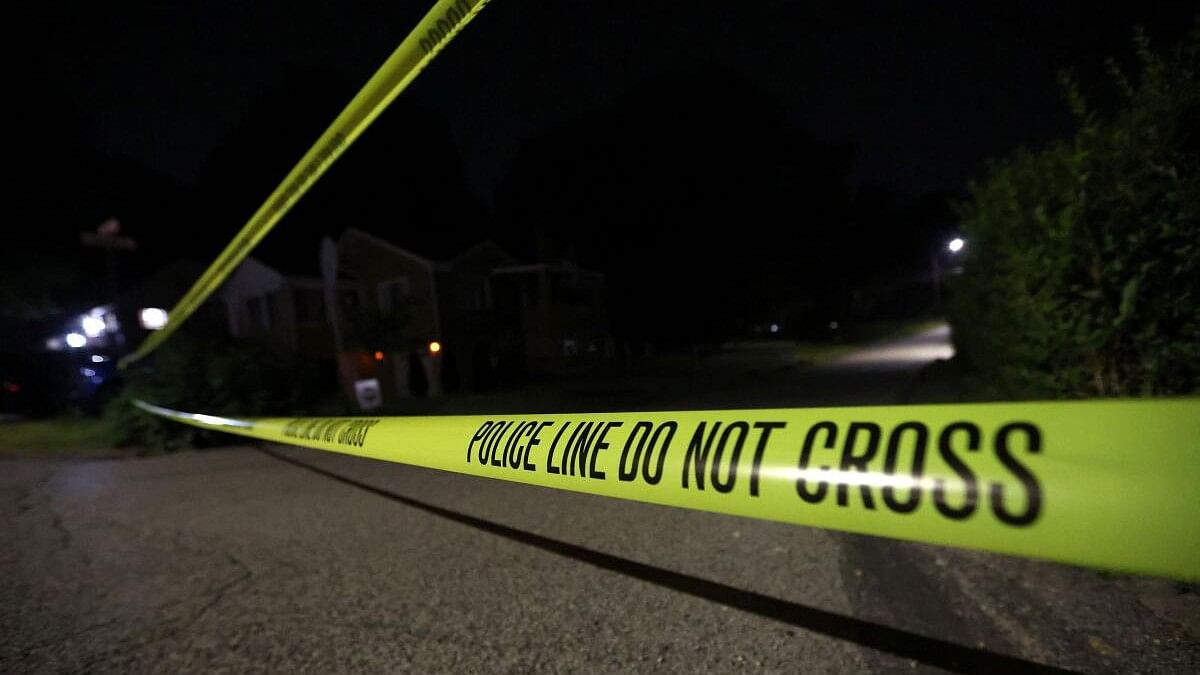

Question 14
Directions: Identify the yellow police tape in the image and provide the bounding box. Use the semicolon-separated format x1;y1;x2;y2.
119;0;493;369
136;398;1200;580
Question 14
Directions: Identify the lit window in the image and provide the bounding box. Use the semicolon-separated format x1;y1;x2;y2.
378;278;411;315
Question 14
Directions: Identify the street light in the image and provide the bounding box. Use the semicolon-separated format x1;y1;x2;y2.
139;307;168;330
65;333;87;349
948;237;965;253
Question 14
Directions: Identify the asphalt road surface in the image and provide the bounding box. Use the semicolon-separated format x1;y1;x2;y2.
3;327;1198;673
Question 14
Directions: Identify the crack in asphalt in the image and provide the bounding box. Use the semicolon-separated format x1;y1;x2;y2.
24;465;94;568
188;552;255;627
11;466;56;516
75;547;255;672
14;617;122;660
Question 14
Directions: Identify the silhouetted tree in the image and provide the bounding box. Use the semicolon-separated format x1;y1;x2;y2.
196;67;487;271
496;67;855;344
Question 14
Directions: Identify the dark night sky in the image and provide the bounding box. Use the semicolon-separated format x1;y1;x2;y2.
8;0;1199;348
23;0;1198;200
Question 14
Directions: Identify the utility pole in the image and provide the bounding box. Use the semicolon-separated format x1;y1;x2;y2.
81;218;136;293
80;218;137;347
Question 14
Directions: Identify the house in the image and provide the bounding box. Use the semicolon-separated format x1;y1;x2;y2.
217;228;611;401
490;261;610;370
338;228;611;383
219;256;347;355
336;230;509;394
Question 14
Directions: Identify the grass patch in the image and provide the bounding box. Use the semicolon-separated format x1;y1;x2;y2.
792;342;858;365
0;416;125;458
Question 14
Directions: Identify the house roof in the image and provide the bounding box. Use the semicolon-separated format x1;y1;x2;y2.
342;228;522;271
492;261;605;278
344;224;488;262
341;227;436;268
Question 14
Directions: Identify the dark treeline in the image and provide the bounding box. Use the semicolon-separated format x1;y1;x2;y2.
494;67;949;343
195;68;487;271
8;77;198;350
10;66;950;351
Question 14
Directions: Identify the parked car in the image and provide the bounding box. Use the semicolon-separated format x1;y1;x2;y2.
0;351;121;418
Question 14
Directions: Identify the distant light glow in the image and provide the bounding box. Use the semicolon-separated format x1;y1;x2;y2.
948;237;965;253
836;324;955;365
81;315;106;338
139;307;168;330
81;367;96;377
829;321;839;330
65;333;87;349
4;382;19;393
769;323;780;334
45;337;64;351
428;340;442;355
91;354;108;363
373;350;385;361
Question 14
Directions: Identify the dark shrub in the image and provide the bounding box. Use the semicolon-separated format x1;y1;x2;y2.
950;27;1200;398
107;332;336;449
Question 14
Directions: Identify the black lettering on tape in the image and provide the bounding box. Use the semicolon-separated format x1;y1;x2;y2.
320;420;343;443
749;422;785;497
546;422;570;475
618;421;676;485
283;417;376;449
419;0;474;54
505;421;530;469
468;421;493;463
643;422;675;485
934;422;980;520
837;422;881;509
682;422;721;490
590;421;622;479
881;422;928;514
524;422;550;472
797;422;837;503
477;422;493;464
990;422;1043;526
710;421;750;494
619;422;653;482
565;422;597;477
487;421;511;467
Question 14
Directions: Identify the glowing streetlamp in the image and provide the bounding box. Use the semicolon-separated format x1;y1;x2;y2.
948;237;965;253
139;307;168;330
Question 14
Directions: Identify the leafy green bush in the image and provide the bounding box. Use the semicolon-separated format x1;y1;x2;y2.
949;26;1200;398
106;332;337;450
